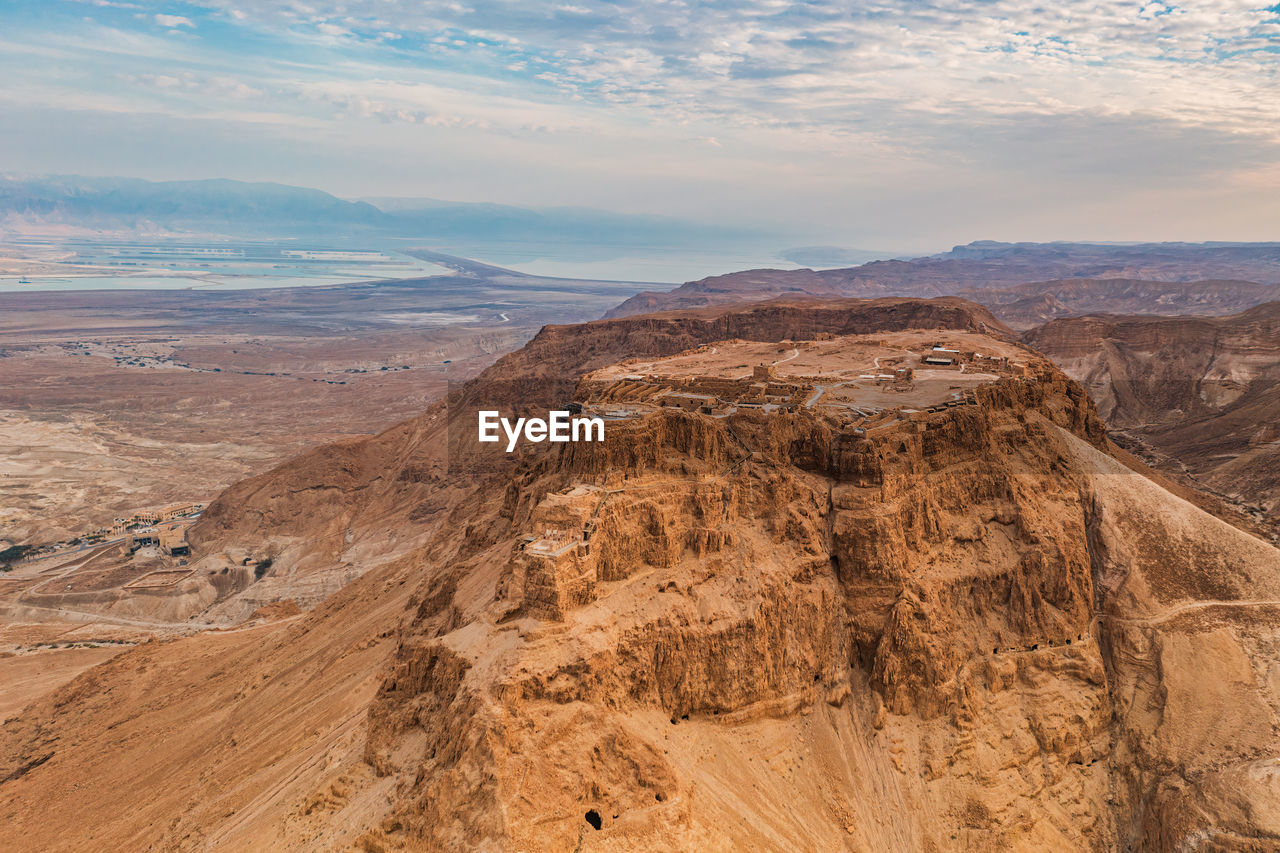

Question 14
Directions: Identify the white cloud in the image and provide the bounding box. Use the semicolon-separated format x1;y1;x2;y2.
153;14;194;28
16;2;1280;147
3;0;1279;245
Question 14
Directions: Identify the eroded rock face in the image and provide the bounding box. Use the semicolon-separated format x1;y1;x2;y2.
4;302;1278;852
960;278;1280;331
177;297;1010;619
195;315;1275;851
351;362;1148;850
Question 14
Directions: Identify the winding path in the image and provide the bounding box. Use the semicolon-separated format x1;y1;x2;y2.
0;601;210;631
1098;599;1280;627
0;600;303;634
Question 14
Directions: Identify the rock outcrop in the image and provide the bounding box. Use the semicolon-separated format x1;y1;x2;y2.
181;296;1011;615
349;361;1129;850
2;300;1278;852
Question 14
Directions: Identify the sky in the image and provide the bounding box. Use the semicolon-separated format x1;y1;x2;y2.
1;0;1278;251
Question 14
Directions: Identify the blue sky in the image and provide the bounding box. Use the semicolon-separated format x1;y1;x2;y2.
1;0;1278;249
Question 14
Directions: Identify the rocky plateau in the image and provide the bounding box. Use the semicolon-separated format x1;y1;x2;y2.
1;296;1278;851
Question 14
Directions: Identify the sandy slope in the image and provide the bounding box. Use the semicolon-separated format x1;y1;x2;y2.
0;554;417;851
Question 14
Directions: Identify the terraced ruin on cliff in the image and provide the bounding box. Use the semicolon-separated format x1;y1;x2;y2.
3;298;1278;851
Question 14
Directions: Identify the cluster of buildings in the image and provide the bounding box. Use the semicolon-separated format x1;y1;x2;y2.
126;523;191;558
100;502;204;557
918;344;1029;375
7;502;205;564
109;502;204;536
576;341;1035;429
647;363;814;416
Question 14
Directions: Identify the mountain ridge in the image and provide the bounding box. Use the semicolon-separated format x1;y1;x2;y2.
0;175;764;247
605;244;1280;319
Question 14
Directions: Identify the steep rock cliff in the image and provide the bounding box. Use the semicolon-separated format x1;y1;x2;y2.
352;367;1124;850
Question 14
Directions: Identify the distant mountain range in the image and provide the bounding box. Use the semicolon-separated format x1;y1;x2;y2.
606;240;1280;317
0;175;767;248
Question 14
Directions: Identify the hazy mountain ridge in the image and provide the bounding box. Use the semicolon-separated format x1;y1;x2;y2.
0;176;764;247
959;277;1280;329
606;242;1280;318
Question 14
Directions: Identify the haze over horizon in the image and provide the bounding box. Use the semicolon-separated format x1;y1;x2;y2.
2;1;1279;251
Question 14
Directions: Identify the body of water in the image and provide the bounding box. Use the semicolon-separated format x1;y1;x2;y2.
0;241;450;292
429;241;805;284
1;238;811;293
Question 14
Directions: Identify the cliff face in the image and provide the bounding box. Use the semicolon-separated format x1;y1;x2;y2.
1024;302;1280;533
350;369;1127;850
3;302;1279;851
500;296;1010;381
183;297;1010;616
1065;427;1280;849
349;355;1277;851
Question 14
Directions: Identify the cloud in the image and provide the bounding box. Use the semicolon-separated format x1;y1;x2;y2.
177;0;1279;143
3;0;1279;246
153;13;194;28
13;2;1280;153
127;71;263;99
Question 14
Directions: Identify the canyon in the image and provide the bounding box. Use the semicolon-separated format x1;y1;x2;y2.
2;296;1278;850
1026;302;1280;542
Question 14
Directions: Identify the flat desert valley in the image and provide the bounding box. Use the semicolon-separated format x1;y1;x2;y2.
0;253;649;543
0;252;654;719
